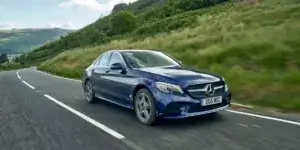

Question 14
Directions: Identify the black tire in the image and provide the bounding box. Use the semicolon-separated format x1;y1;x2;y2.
85;80;96;103
134;88;157;126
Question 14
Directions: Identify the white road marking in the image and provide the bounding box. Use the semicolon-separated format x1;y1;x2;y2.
252;124;261;128
44;94;125;139
35;69;81;82
16;71;21;79
227;110;300;126
22;80;35;90
238;123;248;127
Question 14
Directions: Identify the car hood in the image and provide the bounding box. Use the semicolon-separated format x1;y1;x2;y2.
138;66;221;85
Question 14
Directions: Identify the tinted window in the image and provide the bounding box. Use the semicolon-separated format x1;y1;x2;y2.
122;51;180;68
98;52;111;67
109;52;124;66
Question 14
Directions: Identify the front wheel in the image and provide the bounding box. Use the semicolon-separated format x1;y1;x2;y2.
85;80;96;103
134;88;157;125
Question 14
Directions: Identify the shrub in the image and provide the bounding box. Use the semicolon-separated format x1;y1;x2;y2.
109;10;138;35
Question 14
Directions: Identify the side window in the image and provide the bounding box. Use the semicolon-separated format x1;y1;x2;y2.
92;55;103;66
109;52;124;66
98;52;111;67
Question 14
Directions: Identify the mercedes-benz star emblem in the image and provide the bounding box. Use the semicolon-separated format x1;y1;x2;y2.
205;84;215;96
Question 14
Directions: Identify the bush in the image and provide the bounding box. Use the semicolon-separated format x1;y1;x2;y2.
0;53;8;63
177;0;228;11
109;11;138;35
0;63;23;71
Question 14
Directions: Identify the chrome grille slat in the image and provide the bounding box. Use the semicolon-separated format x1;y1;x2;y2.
188;85;223;92
186;81;225;99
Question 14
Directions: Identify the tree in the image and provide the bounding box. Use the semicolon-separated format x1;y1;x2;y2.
109;10;138;35
177;0;228;11
112;3;128;13
0;53;8;63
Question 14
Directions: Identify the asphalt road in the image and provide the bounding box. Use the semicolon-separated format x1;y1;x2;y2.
1;68;300;150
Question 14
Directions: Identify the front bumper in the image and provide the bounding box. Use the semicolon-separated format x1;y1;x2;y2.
165;105;229;119
152;88;232;119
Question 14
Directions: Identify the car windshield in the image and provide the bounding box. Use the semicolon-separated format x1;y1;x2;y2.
121;51;180;68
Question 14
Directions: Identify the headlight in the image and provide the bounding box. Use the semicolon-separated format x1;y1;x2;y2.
155;82;184;95
225;84;229;91
222;77;229;91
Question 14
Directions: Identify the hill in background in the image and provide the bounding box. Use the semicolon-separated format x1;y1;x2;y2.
0;28;72;54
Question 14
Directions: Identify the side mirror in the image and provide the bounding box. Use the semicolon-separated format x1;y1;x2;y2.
110;63;123;70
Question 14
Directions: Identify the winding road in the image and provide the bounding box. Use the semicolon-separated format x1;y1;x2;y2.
1;68;300;150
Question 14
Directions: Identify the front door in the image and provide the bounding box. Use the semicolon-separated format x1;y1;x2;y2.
103;52;133;107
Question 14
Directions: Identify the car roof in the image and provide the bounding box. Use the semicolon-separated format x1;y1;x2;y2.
110;49;162;53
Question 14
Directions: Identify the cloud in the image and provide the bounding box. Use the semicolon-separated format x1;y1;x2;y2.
59;0;137;11
47;21;76;29
59;0;105;11
0;22;16;29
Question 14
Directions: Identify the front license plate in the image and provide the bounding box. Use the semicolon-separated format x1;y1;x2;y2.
202;96;222;106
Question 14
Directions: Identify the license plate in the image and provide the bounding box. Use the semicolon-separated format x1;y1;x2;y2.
202;96;222;106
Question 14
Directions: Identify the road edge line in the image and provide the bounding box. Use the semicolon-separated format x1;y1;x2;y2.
35;69;81;82
16;71;21;80
227;109;300;126
43;94;126;139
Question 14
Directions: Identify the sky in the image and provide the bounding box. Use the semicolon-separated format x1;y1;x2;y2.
0;0;137;30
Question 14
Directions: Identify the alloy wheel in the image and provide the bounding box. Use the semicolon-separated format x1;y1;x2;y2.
85;81;93;102
135;92;152;123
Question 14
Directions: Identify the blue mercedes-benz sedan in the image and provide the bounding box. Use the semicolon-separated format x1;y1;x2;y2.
82;50;231;125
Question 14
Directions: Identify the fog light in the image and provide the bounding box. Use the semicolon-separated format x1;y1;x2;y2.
180;106;189;112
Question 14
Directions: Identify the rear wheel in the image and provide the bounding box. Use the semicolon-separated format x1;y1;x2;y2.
85;80;96;103
134;88;157;125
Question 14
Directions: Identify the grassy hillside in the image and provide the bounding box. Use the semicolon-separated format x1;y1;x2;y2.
37;0;300;111
0;28;72;54
18;0;228;65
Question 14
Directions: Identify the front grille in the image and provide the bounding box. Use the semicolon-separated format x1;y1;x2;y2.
186;81;225;99
188;88;224;99
187;81;224;90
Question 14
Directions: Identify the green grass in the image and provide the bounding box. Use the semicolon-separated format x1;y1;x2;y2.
39;0;300;111
0;63;23;71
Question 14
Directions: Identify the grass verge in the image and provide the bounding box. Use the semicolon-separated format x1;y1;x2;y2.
0;63;24;71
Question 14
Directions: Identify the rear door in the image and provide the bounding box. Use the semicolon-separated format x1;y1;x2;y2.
92;52;112;98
